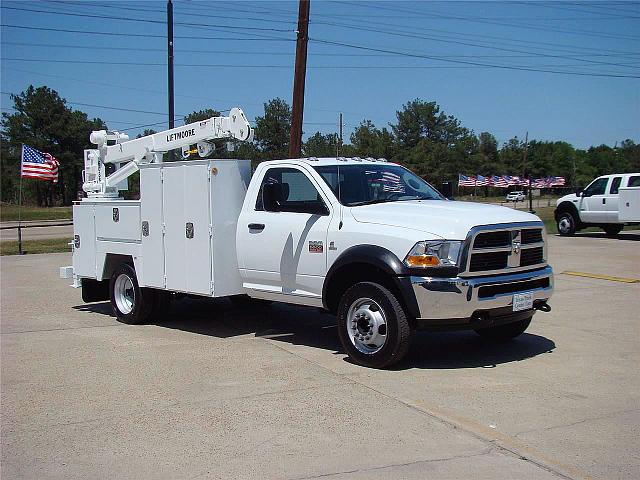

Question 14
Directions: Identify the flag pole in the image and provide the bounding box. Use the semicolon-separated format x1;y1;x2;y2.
18;144;24;255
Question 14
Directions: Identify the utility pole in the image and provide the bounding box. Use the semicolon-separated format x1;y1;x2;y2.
167;0;174;130
336;112;343;157
289;0;310;158
522;131;534;213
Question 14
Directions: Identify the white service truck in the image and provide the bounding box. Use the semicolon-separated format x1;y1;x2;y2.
61;108;554;368
554;173;640;236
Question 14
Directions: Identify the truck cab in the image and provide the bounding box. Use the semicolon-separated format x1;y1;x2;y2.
234;158;553;367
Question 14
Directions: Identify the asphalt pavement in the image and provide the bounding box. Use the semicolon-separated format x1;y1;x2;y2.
1;232;639;479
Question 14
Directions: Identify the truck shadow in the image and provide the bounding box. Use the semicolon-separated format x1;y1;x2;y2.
75;298;555;370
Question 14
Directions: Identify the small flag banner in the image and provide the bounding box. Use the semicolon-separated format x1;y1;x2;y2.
458;174;565;188
21;144;59;183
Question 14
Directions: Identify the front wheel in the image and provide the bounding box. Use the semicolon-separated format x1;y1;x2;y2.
557;211;577;236
474;316;532;341
603;224;623;236
109;263;155;324
337;282;412;369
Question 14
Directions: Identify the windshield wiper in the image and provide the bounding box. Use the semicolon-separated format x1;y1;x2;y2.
395;196;437;201
347;198;396;206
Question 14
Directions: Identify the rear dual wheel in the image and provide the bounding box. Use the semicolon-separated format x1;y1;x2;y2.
109;264;169;324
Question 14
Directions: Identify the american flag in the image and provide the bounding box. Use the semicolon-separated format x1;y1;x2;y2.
21;145;59;183
550;176;566;186
475;174;489;186
380;171;404;192
491;175;509;188
512;176;528;186
458;174;476;187
532;178;548;189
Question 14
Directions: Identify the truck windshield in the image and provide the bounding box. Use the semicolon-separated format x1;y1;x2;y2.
313;164;444;206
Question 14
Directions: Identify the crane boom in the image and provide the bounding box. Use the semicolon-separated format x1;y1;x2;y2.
82;107;253;198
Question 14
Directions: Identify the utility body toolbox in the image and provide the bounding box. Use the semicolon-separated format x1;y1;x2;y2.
71;159;250;297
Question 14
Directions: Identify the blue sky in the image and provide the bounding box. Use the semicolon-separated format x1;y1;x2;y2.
1;0;639;149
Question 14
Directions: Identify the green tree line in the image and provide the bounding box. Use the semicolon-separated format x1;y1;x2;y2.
2;86;638;206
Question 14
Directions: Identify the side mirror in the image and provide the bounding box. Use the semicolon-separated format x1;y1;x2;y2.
575;189;583;197
262;182;282;212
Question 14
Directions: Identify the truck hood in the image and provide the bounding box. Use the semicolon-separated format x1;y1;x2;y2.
556;193;580;206
349;200;542;239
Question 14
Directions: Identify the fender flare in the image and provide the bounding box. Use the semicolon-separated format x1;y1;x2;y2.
322;245;420;318
554;201;581;223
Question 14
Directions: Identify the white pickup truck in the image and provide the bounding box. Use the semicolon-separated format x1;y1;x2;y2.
61;112;554;368
555;173;640;236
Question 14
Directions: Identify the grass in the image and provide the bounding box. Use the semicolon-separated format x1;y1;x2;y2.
0;238;71;256
531;206;557;233
0;204;72;222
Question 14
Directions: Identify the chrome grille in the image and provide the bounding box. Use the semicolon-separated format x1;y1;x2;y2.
473;231;510;249
469;251;508;272
461;223;546;277
521;229;543;244
520;246;544;266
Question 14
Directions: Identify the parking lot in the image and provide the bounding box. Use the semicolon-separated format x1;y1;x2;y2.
1;232;639;479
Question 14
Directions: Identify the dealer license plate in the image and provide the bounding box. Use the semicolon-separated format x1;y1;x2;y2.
513;292;533;312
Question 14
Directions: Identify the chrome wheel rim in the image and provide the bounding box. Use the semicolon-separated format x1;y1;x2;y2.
347;297;387;354
558;216;572;234
114;273;135;315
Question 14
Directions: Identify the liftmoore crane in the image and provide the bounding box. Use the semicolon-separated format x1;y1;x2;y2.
82;107;253;198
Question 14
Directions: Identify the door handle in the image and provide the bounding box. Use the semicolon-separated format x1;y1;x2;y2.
602;198;606;204
248;223;265;231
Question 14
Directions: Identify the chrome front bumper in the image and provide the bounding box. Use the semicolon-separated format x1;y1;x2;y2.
410;266;553;320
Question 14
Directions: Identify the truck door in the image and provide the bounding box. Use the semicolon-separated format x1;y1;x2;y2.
604;176;622;222
237;166;333;304
579;177;609;223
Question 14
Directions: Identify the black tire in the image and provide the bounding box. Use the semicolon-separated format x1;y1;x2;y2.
337;282;412;369
474;316;532;341
557;211;577;236
109;263;155;325
603;224;623;236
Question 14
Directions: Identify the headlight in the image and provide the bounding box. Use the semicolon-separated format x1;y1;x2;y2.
404;240;463;268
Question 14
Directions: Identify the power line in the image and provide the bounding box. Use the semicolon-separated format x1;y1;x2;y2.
0;24;295;41
4;9;635;58
334;1;640;42
43;0;297;26
312;15;640;56
1;66;249;105
1;91;186;117
0;6;295;33
1;92;350;132
1;66;365;116
312;19;640;70
4;41;639;60
4;57;639;71
516;1;640;18
308;38;640;78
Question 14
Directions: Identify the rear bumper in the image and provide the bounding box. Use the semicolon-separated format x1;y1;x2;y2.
410;266;553;324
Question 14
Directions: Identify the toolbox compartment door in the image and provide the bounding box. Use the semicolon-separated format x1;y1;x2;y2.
162;163;212;295
140;167;165;288
72;204;96;278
